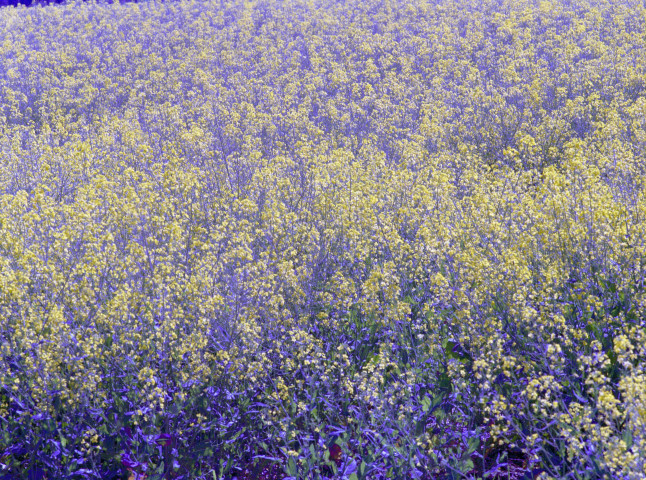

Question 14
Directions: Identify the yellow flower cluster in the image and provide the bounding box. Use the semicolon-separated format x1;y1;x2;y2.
553;326;646;478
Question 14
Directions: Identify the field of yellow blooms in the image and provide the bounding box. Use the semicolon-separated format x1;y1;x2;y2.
1;0;645;478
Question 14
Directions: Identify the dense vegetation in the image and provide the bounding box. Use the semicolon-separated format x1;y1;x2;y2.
1;0;645;478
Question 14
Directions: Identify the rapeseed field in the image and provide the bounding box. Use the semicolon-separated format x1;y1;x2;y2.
1;0;645;478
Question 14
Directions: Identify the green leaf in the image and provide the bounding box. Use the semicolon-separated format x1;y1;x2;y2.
433;408;446;421
624;429;633;448
438;373;452;392
286;457;297;476
457;458;474;473
467;437;480;454
348;474;359;480
431;393;444;410
421;395;431;413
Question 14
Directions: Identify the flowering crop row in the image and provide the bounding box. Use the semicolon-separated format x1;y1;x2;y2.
1;0;645;478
